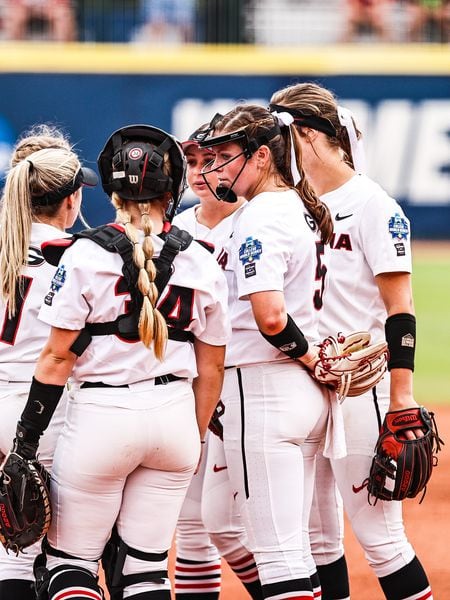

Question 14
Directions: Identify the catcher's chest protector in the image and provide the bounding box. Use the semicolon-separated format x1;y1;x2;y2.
42;223;194;355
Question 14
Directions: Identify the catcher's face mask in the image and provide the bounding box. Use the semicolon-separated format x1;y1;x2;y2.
199;123;281;203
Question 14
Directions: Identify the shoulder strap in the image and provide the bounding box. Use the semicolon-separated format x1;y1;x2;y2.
154;225;193;293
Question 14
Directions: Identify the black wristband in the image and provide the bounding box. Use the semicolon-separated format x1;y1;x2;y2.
20;376;65;437
260;314;309;359
385;313;416;371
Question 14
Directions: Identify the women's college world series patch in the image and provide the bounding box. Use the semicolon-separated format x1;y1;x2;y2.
239;236;262;278
44;264;67;306
388;213;409;240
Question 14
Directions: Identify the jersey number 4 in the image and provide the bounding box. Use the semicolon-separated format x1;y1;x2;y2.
116;277;194;338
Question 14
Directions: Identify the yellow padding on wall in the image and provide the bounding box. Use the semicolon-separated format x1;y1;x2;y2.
0;42;449;75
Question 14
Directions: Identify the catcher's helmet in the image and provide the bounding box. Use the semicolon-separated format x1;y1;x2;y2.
97;124;187;221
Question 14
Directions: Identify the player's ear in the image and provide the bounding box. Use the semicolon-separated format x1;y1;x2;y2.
65;190;79;211
303;128;319;142
255;145;270;168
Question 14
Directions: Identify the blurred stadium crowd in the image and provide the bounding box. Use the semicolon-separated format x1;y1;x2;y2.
0;0;448;45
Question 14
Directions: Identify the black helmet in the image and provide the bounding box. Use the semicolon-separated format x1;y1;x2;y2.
97;124;187;221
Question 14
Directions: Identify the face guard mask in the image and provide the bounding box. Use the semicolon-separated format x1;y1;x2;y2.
198;125;281;203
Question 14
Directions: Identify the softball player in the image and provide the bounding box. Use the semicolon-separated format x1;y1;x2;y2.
270;82;432;600
173;125;262;599
8;124;230;600
0;129;97;600
198;104;337;600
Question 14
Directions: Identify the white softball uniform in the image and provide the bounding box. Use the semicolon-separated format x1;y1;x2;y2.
37;229;230;595
172;204;249;585
310;174;416;577
0;223;68;581
218;190;330;592
174;204;245;262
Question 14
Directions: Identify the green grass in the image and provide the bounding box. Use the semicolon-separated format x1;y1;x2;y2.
413;252;450;405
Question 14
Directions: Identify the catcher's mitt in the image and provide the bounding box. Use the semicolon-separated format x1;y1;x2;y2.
0;451;51;554
312;331;388;401
365;406;443;503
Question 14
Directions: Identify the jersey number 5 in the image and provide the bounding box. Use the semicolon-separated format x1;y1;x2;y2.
314;242;327;310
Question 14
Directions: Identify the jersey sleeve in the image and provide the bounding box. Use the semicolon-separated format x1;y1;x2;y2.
358;192;412;277
233;207;290;299
38;242;93;330
191;257;231;346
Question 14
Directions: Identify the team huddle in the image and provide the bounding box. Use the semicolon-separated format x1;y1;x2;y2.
0;82;443;600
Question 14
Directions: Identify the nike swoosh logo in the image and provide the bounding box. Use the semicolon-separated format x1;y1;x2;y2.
352;482;367;494
335;213;353;221
213;464;227;473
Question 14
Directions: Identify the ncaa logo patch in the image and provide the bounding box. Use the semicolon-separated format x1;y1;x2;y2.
129;147;143;160
388;213;409;240
239;237;262;265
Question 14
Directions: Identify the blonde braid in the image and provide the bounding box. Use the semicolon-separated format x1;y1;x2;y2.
112;194;168;359
138;203;168;359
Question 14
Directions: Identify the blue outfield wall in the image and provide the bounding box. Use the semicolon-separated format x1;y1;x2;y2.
0;45;449;238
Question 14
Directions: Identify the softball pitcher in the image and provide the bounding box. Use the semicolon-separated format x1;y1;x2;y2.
270;82;433;600
198;105;336;600
0;128;97;600
6;124;230;600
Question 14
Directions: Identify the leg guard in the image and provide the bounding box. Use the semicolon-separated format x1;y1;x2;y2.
101;527;168;600
33;539;103;600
